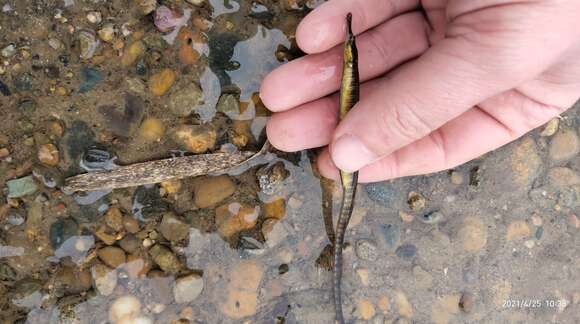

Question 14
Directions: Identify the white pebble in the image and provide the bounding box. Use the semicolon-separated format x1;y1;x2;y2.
87;11;102;24
109;295;141;323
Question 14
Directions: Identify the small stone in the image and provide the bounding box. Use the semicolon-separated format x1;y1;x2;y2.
374;223;400;251
149;244;182;274
524;240;535;249
357;299;376;320
288;195;303;209
167;83;203;117
540;118;559;136
459;292;474;313
161;180;181;195
365;181;400;207
172;124;216;153
123;214;140;233
420;210;445;224
53;266;92;294
378;296;390;314
86;11;102;24
109;295;142;323
395;244;417;260
399;211;414;223
355;239;378;261
46;120;65;138
125;254;151;278
79;67;104;93
216;203;260;238
356;268;370;286
256;162;290;195
48;38;64;50
105;207;124;231
6;175;38;198
229;120;252;148
13;73;33;92
98;246;126;268
37;143;59;166
98;24;115;42
149;68;176;96
407;192;426;211
506;220;531;241
78;31;98;59
91;263;117;296
139;0;157;15
173;273;204;303
192;175;236;208
263;198;285;220
154;6;183;33
450;171;464;185
220;261;263;319
395;290;413;318
119;235;140;254
510;138;542;186
186;0;205;5
216;93;240;118
122;41;146;67
0;147;9;158
458;217;487;252
549;129;579;162
1;44;16;58
159;213;189;242
95;226;117;245
547;167;580;186
138;117;165;142
178;32;201;65
531;215;543;227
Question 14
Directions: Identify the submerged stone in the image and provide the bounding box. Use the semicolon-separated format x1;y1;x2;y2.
49;218;79;249
0;78;10;95
6;175;38;198
79;67;104;93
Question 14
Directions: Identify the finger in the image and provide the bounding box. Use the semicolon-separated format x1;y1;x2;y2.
318;89;569;182
330;3;580;172
296;0;420;54
260;12;428;112
266;79;384;152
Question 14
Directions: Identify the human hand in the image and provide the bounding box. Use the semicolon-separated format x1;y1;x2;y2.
260;0;580;182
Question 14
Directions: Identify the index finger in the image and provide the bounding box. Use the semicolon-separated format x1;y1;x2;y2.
297;0;420;54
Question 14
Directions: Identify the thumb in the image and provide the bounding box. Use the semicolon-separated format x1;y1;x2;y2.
330;2;579;172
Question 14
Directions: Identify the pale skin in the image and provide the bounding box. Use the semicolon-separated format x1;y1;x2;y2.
260;0;580;182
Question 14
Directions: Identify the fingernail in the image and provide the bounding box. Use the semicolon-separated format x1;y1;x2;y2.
331;134;378;172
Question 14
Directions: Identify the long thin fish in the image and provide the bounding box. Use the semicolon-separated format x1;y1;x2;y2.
333;12;359;324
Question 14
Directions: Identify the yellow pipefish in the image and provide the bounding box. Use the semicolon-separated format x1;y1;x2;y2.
333;12;359;324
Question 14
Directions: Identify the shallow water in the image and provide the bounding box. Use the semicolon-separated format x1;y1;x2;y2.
0;1;579;323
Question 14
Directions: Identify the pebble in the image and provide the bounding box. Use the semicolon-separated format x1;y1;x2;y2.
192;175;236;208
216;93;240;118
215;203;260;238
395;244;417;260
138;117;165;142
356;268;370;286
0;79;10;96
49;218;78;249
506;220;531;241
13;73;33;91
125;254;151;279
154;6;182;33
394;290;413;318
105;207;124;231
173;273;204;303
524;240;535;249
230;120;253;148
79;67;104;93
510;137;541;186
123;214;140;233
186;0;205;5
540;118;559;136
549;129;579;162
263;198;286;220
220;260;263;319
1;44;16;58
160;180;181;194
87;11;102;24
178;29;201;65
37;144;60;166
119;234;140;254
256;162;290;195
91;263;117;296
407;191;426;211
262;219;289;248
78;31;99;59
374;223;400;250
172;124;216;153
159;213;189;242
459;291;474;313
149;244;182;274
0;147;9;158
399;211;414;223
122;41;145;67
568;214;579;228
149;68;176;96
458;217;487;252
357;299;376;320
365;181;400;207
450;171;464;185
531;215;543;227
54;266;92;294
98;24;116;42
548;167;580;186
167;83;203;117
98;246;127;268
109;295;142;323
420;210;445;224
355;239;378;261
6;175;38;198
139;0;157;15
